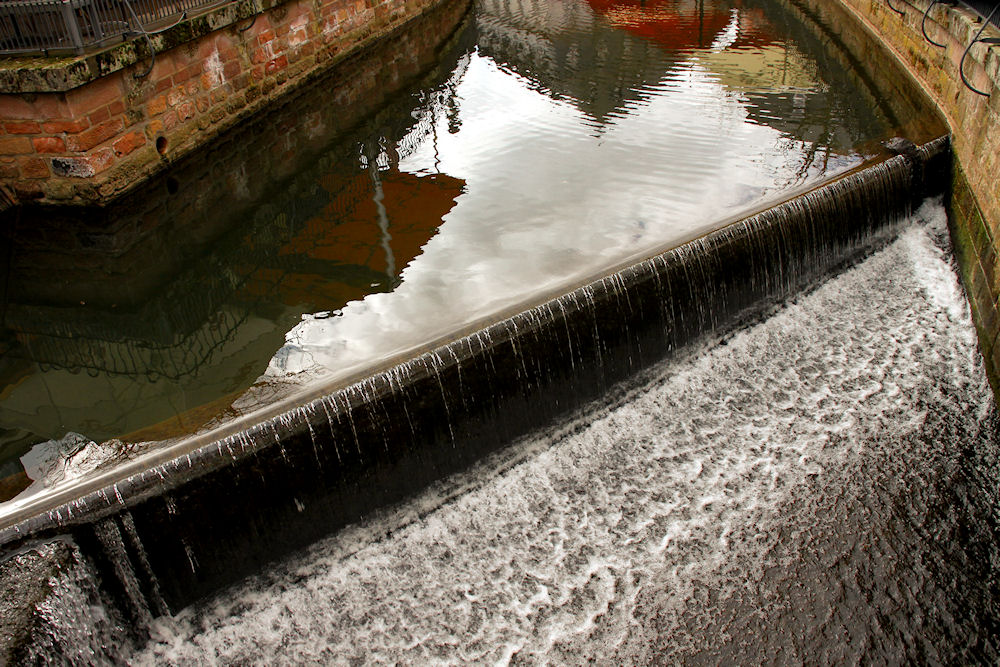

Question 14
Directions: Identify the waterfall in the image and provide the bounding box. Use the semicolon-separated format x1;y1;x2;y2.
0;138;950;637
0;538;135;664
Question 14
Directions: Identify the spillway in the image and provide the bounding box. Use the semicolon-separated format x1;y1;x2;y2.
0;0;995;662
132;197;999;664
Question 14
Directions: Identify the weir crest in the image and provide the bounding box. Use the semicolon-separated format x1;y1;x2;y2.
0;138;951;640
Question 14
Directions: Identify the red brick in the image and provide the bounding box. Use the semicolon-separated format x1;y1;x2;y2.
65;118;125;152
186;63;205;82
173;64;195;84
0;163;18;179
4;121;40;134
19;156;50;179
167;87;186;107
223;61;241;80
257;30;275;44
108;100;125;116
147;95;168;116
0;136;33;155
289;30;309;47
154;77;172;94
177;102;196;121
52;148;115;178
41;118;90;134
162;111;180;131
147;53;180;84
265;56;289;75
218;43;240;63
196;96;210;113
32;136;65;153
198;39;218;60
171;48;194;69
177;63;203;85
86;147;116;174
113;131;146;157
89;106;111;125
0;94;71;121
66;76;123;117
13;182;43;199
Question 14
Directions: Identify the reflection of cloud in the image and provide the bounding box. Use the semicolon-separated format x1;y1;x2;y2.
266;49;863;381
698;44;820;93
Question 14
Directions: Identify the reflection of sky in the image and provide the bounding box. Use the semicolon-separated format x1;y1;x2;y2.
267;42;860;382
0;0;893;521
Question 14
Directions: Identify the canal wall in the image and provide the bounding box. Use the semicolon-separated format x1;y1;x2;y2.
817;0;1000;394
0;0;468;206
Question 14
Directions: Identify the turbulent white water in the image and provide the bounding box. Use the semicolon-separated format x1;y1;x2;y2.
133;199;1000;664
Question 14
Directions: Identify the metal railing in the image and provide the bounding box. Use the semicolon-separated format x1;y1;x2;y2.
0;0;225;56
891;0;1000;96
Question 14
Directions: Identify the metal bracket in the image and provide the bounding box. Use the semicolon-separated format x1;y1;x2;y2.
922;0;958;47
960;3;1000;96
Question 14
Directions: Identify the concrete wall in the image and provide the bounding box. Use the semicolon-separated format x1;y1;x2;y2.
819;0;1000;396
0;0;463;205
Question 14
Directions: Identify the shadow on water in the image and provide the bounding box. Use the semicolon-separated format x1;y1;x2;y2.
0;0;475;482
0;0;946;478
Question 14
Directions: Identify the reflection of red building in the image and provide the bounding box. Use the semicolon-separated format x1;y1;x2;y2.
238;168;465;310
586;0;734;51
586;0;777;52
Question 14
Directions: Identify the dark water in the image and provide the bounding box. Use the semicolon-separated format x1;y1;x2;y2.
0;0;941;514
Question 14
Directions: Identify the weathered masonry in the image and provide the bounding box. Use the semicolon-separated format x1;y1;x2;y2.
0;0;465;205
811;0;1000;396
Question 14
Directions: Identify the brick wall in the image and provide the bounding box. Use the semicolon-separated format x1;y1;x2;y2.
7;0;470;317
7;0;470;312
0;0;456;205
823;0;1000;396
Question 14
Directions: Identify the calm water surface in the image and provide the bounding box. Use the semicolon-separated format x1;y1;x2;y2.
0;0;938;508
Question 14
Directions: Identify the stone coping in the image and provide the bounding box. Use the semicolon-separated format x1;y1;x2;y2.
827;0;1000;396
0;0;291;94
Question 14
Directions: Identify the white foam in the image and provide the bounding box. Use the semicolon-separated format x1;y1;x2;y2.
133;200;998;664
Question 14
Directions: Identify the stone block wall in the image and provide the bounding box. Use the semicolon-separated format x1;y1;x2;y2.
0;0;452;205
826;0;1000;396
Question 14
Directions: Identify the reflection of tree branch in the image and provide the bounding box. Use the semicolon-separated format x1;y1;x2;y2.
775;107;835;189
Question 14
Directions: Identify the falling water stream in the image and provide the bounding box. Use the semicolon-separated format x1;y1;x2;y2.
130;199;1000;663
1;0;995;662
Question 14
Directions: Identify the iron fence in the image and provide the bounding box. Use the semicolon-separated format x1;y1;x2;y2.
0;0;227;55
